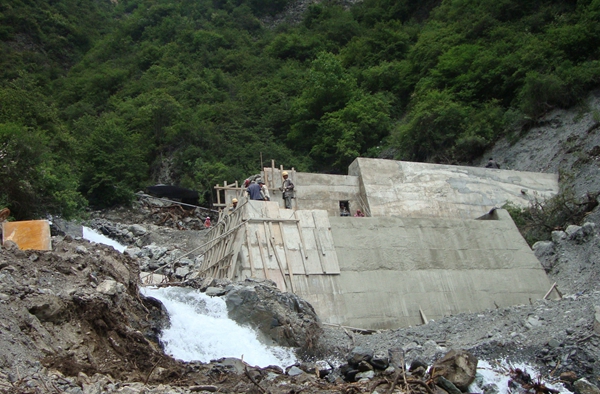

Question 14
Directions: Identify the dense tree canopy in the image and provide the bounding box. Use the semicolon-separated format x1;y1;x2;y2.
1;0;599;217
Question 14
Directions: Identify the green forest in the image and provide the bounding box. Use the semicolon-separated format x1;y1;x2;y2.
1;0;599;219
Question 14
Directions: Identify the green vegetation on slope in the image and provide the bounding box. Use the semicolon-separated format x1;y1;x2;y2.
2;0;600;216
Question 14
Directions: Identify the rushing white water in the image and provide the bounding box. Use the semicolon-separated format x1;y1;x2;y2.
471;360;571;394
141;286;298;368
82;226;126;252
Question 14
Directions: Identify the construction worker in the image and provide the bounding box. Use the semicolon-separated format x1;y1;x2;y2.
229;198;238;212
485;158;500;169
247;178;270;201
260;179;271;201
279;171;294;209
204;216;211;228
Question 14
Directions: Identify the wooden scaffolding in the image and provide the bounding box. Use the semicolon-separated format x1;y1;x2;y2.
196;199;340;293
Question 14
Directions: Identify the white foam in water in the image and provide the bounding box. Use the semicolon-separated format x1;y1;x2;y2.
82;226;126;252
471;360;572;394
141;286;297;368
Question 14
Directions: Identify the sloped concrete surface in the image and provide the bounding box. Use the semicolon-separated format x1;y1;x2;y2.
350;158;559;219
293;210;553;329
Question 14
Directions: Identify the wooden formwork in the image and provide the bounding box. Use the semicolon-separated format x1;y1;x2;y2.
196;200;340;293
213;161;297;211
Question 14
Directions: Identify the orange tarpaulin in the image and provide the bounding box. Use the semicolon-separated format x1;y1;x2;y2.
2;220;51;250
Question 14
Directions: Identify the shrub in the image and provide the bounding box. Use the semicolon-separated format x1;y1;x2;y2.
504;191;599;246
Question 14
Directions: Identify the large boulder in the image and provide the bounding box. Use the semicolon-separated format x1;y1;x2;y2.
431;349;478;391
224;279;321;351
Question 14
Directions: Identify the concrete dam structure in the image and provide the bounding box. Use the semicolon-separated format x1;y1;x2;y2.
201;158;560;329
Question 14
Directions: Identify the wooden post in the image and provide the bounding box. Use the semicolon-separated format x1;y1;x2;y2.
419;307;429;325
279;164;284;188
271;159;276;190
292;167;297;210
543;282;561;299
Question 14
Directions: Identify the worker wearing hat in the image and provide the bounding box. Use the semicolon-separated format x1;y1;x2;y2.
247;178;270;201
229;198;238;212
279;171;295;209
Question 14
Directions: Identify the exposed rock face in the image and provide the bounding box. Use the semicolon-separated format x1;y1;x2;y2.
224;279;322;351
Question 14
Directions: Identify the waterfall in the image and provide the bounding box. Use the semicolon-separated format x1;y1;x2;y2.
141;286;297;368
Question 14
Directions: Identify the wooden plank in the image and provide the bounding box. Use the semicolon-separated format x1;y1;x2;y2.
298;243;307;269
227;226;246;279
299;223;323;274
291;167;297;210
244;223;255;277
281;223;306;275
311;211;341;274
263;222;272;257
313;228;327;274
268;220;282;244
294;211;308;260
312;212;326;256
319;230;341;274
255;230;269;280
277;223;296;293
269;237;289;292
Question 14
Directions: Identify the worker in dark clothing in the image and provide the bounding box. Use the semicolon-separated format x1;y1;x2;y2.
279;171;294;209
485;158;500;169
247;178;269;201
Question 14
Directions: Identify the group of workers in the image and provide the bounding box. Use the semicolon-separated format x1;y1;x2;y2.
340;204;364;217
228;170;295;213
209;158;503;228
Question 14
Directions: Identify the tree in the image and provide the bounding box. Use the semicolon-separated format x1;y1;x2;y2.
0;123;85;219
75;114;149;208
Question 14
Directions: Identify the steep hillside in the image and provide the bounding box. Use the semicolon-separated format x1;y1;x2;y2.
481;90;600;197
2;0;600;217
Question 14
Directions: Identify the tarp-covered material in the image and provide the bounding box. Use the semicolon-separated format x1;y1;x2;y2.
2;220;51;250
146;185;199;205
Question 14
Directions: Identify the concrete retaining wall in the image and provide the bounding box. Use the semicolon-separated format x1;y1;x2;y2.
293;172;362;216
291;210;554;329
349;158;559;219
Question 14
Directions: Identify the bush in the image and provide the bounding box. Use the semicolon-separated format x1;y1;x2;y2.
518;71;570;118
504;191;599;246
